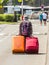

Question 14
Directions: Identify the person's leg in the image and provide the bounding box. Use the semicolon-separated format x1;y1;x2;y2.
40;20;42;25
44;19;47;26
44;21;46;25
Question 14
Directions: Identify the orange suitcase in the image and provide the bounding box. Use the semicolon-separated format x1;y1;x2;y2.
12;35;25;53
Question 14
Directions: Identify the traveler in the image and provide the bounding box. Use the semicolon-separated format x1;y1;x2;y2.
19;16;32;37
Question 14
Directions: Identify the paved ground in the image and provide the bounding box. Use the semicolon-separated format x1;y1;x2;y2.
0;19;49;65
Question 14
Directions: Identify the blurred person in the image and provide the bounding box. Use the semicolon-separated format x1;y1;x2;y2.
45;12;48;19
42;12;47;25
39;12;43;25
19;16;32;37
20;15;25;21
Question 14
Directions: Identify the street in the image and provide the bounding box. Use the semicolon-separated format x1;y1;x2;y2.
0;19;49;65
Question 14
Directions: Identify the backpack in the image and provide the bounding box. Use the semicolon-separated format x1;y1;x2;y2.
19;21;32;37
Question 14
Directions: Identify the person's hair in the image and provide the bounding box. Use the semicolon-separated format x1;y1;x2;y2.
25;17;28;20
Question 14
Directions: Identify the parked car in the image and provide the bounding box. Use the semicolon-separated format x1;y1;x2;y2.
30;11;39;19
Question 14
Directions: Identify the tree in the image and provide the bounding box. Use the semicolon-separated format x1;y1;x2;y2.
2;0;9;5
12;0;16;6
0;0;9;6
0;0;4;4
0;0;4;13
43;0;49;6
27;0;36;6
0;0;9;13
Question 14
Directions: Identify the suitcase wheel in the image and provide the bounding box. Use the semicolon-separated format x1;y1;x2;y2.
25;50;38;54
12;50;15;54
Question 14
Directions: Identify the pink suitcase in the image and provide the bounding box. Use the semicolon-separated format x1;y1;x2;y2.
25;37;39;54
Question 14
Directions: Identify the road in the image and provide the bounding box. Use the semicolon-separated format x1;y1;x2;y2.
0;19;49;65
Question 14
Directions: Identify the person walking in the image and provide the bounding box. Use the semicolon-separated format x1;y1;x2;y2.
42;12;47;25
39;12;43;25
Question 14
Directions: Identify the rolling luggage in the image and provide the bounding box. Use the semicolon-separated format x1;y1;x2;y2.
12;35;25;53
25;37;39;54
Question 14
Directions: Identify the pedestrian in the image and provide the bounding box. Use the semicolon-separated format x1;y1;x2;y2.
39;12;43;25
42;12;47;25
45;12;48;20
19;16;32;37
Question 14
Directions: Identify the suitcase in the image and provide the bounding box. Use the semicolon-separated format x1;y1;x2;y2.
25;37;39;54
12;35;25;53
